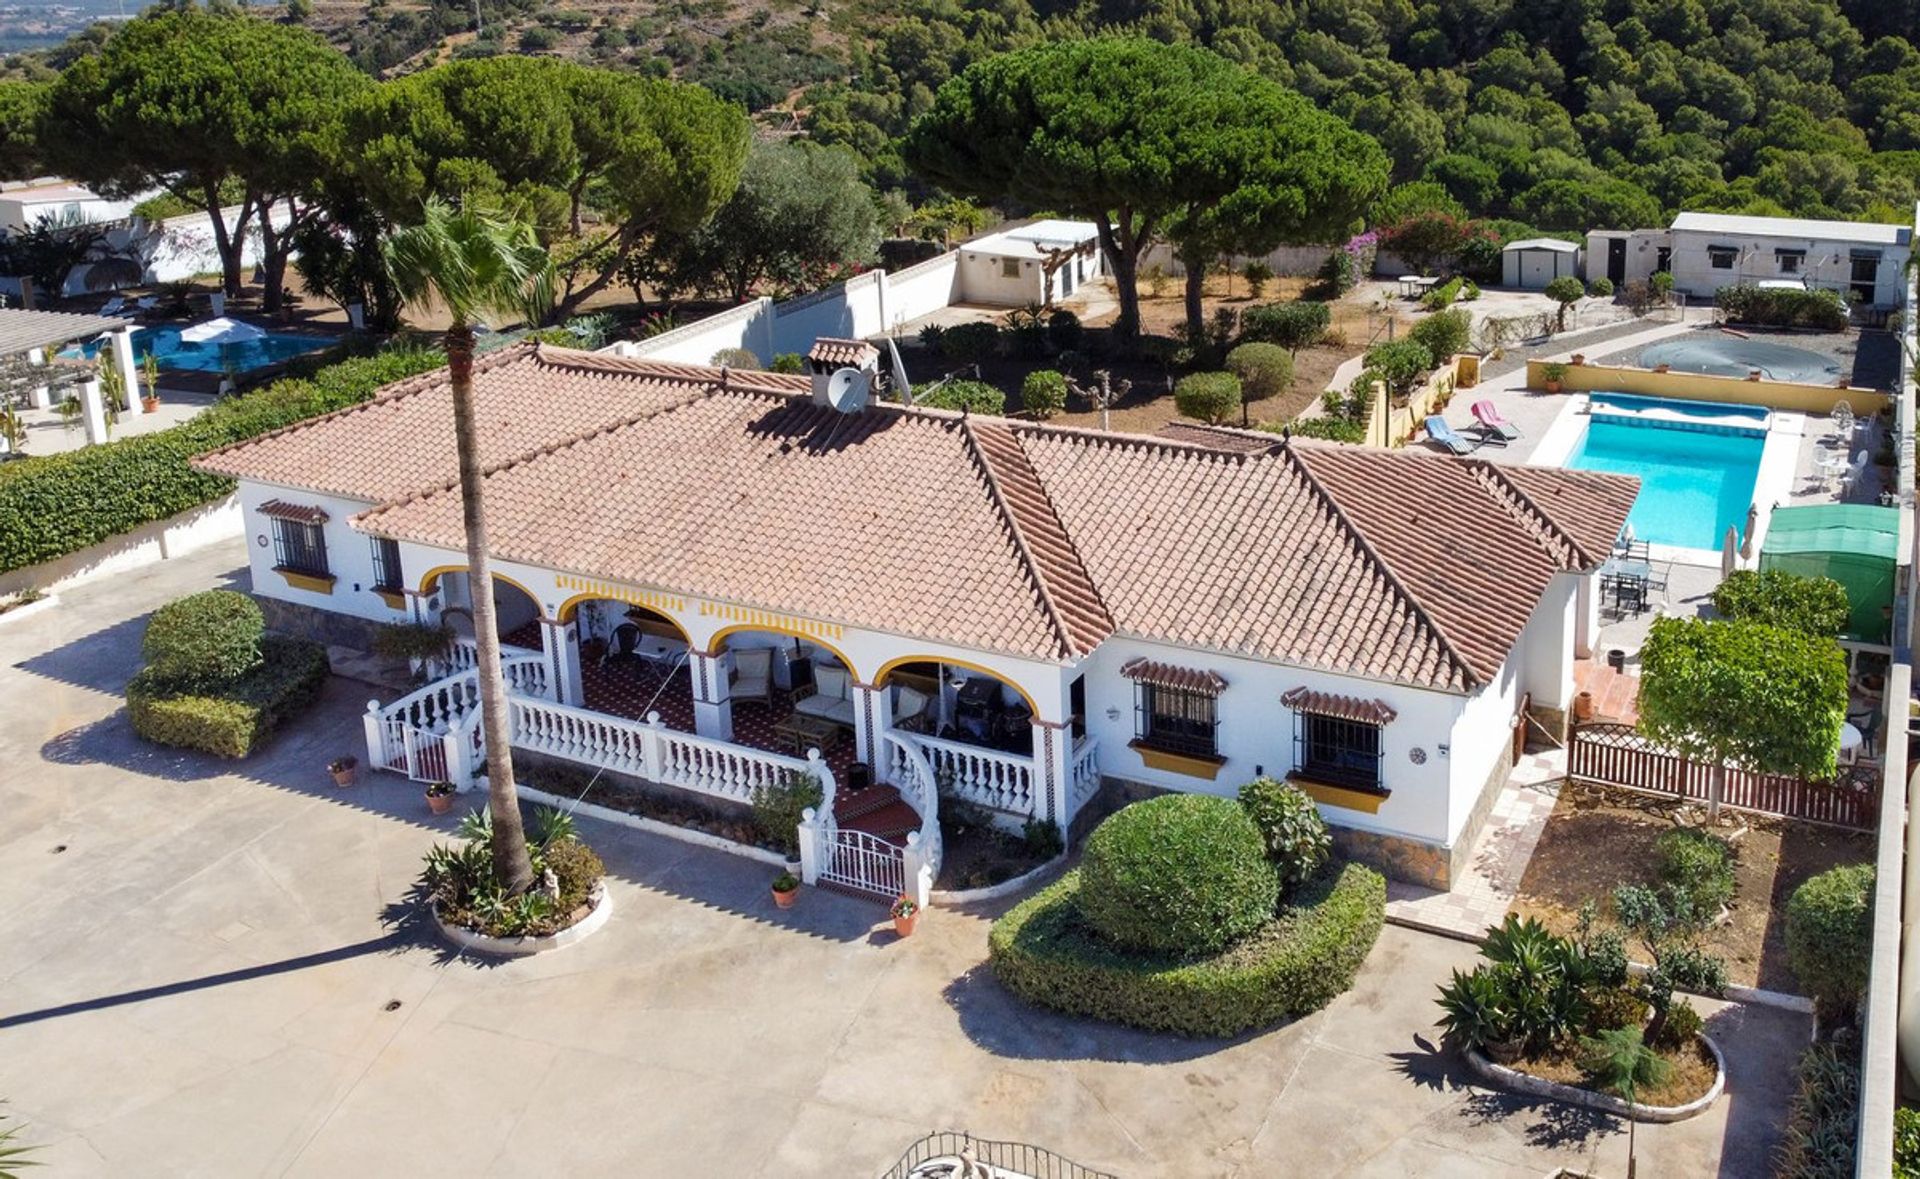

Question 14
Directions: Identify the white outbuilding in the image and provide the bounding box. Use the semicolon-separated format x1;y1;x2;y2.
1501;238;1582;289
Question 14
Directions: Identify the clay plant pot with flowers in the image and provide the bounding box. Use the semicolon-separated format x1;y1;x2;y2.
328;756;357;787
425;779;456;815
771;871;800;909
891;895;919;937
1540;362;1568;394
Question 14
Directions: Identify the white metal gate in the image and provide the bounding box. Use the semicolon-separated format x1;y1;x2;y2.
383;720;450;784
820;830;904;901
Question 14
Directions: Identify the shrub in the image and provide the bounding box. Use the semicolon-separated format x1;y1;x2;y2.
749;771;824;856
1241;300;1330;353
988;861;1385;1036
1460;280;1481;301
938;321;1000;364
1076;794;1278;958
127;635;329;757
1173;372;1242;426
1224;343;1292;403
917;379;1005;414
1316;248;1358;296
1282;415;1367;443
1786;863;1875;1019
1419;276;1464;311
372;621;452;663
423;806;605;938
142;590;265;690
1896;1106;1920;1177
0;347;444;576
1584;985;1650;1034
1045;308;1082;353
770;352;806;374
1001;306;1051;359
1407;309;1471;365
1779;1036;1861;1179
1716;283;1850;330
1020;370;1068;419
1237;777;1330;890
710;347;761;369
1588;276;1615;297
1655;827;1736;915
1649;997;1703;1051
1022;818;1063;860
519;24;559;50
1364;338;1434;399
1240;259;1273;298
1712;569;1850;637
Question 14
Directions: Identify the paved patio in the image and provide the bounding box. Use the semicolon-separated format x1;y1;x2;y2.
1386;753;1563;940
0;541;1808;1177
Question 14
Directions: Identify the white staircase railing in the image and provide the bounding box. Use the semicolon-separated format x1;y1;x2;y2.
433;635;542;680
1069;737;1102;826
362;654;552;785
916;732;1036;817
882;730;944;907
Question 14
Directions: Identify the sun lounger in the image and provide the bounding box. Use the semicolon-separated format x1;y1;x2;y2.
1424;415;1477;455
1470;400;1520;442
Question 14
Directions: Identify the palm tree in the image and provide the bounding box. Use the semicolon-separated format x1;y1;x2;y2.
1580;1026;1670;1179
384;196;552;894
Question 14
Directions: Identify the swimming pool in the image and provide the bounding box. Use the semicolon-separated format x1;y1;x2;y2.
1565;393;1768;550
61;326;335;374
1637;336;1841;384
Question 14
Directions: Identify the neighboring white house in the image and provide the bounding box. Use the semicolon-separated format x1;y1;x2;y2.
1501;238;1582;289
195;340;1636;902
0;179;143;233
1587;212;1912;311
955;219;1105;306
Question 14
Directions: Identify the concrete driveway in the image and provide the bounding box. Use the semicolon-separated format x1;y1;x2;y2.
0;541;1807;1177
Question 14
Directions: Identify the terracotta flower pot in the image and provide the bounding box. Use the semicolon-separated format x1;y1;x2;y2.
893;911;919;938
1544;380;1562;394
1574;691;1594;722
142;396;160;412
427;792;454;815
330;766;355;787
772;886;798;909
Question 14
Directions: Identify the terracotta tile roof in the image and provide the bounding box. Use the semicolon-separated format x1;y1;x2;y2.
199;346;1636;687
257;499;328;524
807;338;877;366
1154;421;1285;454
1121;657;1228;696
195;343;812;504
1281;686;1397;725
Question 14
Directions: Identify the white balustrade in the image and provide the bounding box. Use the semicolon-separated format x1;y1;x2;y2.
916;732;1037;817
1069;737;1102;823
884;730;944;904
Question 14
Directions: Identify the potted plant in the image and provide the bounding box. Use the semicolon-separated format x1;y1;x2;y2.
891;895;920;937
1540;362;1568;394
328;756;358;787
425;779;456;815
140;354;160;413
771;871;800;909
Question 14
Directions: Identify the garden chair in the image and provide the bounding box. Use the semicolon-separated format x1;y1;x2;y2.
1470;400;1521;443
893;685;931;733
729;647;773;709
99;296;127;317
1423;415;1477;455
1842;450;1872;497
602;622;641;666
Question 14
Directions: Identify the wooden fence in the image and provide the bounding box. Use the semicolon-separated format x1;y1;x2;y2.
1567;722;1881;831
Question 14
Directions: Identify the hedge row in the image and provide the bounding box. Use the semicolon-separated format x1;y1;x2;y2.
127;634;331;757
0;345;444;574
1714;283;1850;330
988;860;1385;1037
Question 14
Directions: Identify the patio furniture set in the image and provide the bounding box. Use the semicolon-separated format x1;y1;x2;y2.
1597;535;1667;616
1425;402;1522;455
1813;401;1874;498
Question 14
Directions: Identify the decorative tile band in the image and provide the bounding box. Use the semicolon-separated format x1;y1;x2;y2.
555;575;686;616
697;600;845;642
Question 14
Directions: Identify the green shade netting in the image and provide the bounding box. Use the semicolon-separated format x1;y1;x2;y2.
1759;504;1900;643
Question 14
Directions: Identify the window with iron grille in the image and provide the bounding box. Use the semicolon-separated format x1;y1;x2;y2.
370;537;403;592
1293;710;1383;793
1134;682;1217;758
1000;256;1021;279
271;516;328;577
1707;246;1737;270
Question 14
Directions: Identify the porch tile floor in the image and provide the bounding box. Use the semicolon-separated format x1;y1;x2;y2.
1384;751;1564;941
1575;657;1640;723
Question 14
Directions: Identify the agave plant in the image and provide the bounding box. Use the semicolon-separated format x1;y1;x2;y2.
1436;967;1517;1052
0;1104;38;1178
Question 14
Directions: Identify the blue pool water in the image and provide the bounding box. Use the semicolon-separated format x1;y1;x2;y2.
61;326;334;374
1565;395;1767;550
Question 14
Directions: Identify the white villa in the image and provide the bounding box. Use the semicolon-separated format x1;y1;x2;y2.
197;340;1635;902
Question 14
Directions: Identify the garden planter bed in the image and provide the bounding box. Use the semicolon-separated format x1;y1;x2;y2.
0;592;56;626
1464;1034;1725;1122
1511;780;1872;990
430;884;612;957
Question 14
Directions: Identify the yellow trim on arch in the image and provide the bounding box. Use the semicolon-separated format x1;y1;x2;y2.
553;575;688;622
415;565;544;613
872;654;1040;716
554;591;695;645
707;623;860;681
698;600;844;643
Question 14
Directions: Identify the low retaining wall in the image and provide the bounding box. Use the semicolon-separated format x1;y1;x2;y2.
430;885;612;957
1464;1035;1726;1123
1527;358;1888;415
0;493;241;598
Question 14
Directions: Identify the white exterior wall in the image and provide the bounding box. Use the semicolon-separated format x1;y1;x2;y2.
1445;655;1517;845
0;193;133;232
882;253;962;329
619;298;772;367
238;483;409;624
1583;230;1668;287
1078;635;1466;848
956;249;1046;306
1668;230;1910;309
769;271;887;355
1520;574;1579;713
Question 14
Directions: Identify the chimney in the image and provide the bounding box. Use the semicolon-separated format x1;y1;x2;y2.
805;337;880;406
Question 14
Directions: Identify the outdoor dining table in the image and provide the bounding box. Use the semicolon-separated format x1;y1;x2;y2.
1599;557;1651;614
1840;721;1864;761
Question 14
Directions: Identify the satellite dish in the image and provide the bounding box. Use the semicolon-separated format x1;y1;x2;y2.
827;367;870;414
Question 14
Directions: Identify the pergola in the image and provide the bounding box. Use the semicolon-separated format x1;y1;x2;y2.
0;308;144;448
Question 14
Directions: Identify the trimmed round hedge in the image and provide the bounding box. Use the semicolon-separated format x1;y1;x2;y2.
989;860;1386;1037
1077;793;1277;957
1786;862;1875;1017
142;589;265;690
